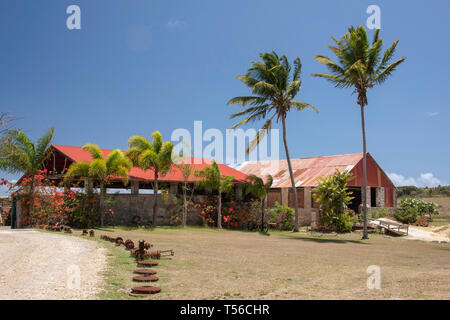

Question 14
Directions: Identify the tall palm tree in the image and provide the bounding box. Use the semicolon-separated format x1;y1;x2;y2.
311;26;406;239
64;143;132;227
126;131;174;227
196;161;234;229
244;174;273;232
228;51;317;232
0;128;54;217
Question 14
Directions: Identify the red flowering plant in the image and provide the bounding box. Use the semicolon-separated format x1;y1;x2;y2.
6;170;93;227
195;197;250;229
8;170;79;226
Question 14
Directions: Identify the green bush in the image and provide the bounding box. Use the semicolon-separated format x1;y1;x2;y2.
395;198;439;224
335;211;354;233
312;169;354;233
369;208;391;220
394;207;418;224
269;202;295;231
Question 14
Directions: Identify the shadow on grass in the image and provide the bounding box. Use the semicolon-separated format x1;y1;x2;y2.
278;234;370;244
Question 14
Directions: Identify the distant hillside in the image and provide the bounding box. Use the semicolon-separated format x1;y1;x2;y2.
397;186;450;198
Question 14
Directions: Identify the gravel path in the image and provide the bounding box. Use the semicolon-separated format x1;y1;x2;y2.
0;228;107;300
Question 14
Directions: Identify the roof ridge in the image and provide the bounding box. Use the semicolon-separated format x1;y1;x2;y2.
239;152;364;165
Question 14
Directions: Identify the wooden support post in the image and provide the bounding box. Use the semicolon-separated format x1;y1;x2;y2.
281;188;288;206
131;180;139;195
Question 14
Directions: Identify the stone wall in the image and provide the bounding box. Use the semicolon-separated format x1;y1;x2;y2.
0;196;12;226
108;193;207;226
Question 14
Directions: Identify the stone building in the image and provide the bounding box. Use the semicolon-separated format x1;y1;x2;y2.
16;144;248;226
238;153;397;226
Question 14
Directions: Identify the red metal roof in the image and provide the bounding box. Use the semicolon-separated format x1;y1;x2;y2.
237;153;365;187
52;144;248;183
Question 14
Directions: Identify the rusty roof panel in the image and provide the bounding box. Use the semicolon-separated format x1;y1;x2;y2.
238;153;363;187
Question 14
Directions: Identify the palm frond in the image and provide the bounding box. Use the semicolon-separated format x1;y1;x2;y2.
82;143;103;160
128;135;152;151
290;101;318;113
64;161;90;182
372;57;406;84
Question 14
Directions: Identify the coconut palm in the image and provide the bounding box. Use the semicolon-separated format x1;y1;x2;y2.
228;51;317;232
311;26;406;239
0;128;54;216
64;143;132;227
196;161;234;229
244;174;273;232
126;131;174;227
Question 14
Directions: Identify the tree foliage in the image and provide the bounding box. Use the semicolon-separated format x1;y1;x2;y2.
228;51;317;232
196;161;234;228
64;143;131;226
126;131;174;227
313;169;354;232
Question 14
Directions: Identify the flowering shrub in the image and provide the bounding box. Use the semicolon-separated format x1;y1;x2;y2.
395;198;439;224
269;202;295;231
4;170;100;228
195;197;250;229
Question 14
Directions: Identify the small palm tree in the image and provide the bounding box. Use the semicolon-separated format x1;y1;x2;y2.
196;161;234;229
244;174;273;231
126;131;174;227
174;154;197;227
311;26;406;239
64;144;132;227
0;128;54;216
228;51;317;232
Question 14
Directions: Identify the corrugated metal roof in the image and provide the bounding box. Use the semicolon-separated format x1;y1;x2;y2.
237;153;364;187
52;144;248;183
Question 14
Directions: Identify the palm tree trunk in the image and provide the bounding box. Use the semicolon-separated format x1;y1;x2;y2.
153;172;159;227
217;192;222;229
99;182;105;227
28;174;35;225
360;104;369;239
281;116;299;232
261;197;265;232
182;181;187;226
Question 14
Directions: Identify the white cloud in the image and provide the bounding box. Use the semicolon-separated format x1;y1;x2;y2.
425;111;440;117
167;20;187;29
388;172;446;187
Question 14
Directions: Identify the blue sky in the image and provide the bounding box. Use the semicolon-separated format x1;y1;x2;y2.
1;0;449;192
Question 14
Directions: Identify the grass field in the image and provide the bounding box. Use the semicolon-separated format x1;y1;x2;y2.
71;226;450;300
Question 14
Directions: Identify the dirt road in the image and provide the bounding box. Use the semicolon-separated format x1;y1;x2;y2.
0;228;106;300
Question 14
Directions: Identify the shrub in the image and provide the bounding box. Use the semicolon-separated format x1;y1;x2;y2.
312;169;354;233
269;202;295;231
195;197;250;229
395;198;439;224
369;208;391;220
394;207;418;224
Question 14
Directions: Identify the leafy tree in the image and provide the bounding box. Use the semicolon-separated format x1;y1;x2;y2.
0;112;19;160
228;51;317;232
64;143;131;227
175;158;197;227
312;26;406;238
196;161;234;228
244;174;273;231
126;131;174;227
313;169;354;233
0;128;54;217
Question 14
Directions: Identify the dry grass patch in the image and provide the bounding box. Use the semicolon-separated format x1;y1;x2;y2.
77;226;450;300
